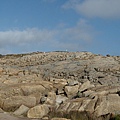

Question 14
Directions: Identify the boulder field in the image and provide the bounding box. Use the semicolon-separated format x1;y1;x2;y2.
0;51;120;120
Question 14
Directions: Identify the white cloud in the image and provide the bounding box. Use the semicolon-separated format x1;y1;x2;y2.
62;19;93;42
0;28;57;54
0;28;56;46
0;19;95;54
63;0;120;19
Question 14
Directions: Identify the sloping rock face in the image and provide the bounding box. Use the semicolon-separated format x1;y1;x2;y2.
0;51;120;120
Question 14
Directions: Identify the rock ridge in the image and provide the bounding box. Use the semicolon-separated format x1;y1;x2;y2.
0;51;120;120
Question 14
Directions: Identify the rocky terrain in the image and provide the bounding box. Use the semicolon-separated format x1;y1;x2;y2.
0;51;120;120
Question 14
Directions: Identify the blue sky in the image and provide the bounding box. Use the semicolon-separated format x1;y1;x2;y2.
0;0;120;55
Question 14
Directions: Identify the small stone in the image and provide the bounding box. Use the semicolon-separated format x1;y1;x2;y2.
40;97;47;104
65;85;79;98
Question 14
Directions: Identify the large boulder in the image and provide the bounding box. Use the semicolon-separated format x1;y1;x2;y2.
0;113;30;120
95;94;120;117
2;96;36;112
108;94;120;114
21;84;45;96
13;105;29;116
27;104;49;118
94;96;109;117
0;52;120;120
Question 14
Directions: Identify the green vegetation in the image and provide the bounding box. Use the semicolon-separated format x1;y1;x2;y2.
110;115;120;120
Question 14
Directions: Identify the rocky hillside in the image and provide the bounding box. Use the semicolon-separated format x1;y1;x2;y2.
0;51;120;120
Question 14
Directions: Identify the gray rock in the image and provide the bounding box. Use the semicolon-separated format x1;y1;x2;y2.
40;97;47;104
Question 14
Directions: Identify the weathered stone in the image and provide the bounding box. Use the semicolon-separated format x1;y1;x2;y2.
82;90;94;97
0;51;120;120
3;96;36;112
56;95;68;104
0;108;4;113
56;101;71;113
51;118;71;120
27;104;49;118
79;80;95;92
67;79;79;86
85;96;98;113
57;88;64;94
0;86;23;98
45;92;56;105
67;101;81;113
42;116;49;120
29;93;42;104
3;79;20;84
107;94;120;114
94;94;120;117
64;85;79;98
98;75;118;85
21;84;45;96
89;91;109;98
0;113;30;120
94;96;109;117
13;105;29;116
53;79;67;94
78;99;91;112
40;97;47;104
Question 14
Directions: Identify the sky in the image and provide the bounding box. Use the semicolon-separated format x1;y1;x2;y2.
0;0;120;55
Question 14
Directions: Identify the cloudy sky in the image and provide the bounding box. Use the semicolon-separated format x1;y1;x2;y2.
0;0;120;55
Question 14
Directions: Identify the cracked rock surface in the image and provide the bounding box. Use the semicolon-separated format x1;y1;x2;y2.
0;51;120;120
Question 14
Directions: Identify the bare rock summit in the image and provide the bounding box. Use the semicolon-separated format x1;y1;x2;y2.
0;51;120;120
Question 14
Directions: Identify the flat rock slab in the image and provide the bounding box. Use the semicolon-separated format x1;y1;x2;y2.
0;113;40;120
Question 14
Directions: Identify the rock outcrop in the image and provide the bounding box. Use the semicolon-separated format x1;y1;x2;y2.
0;51;120;120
